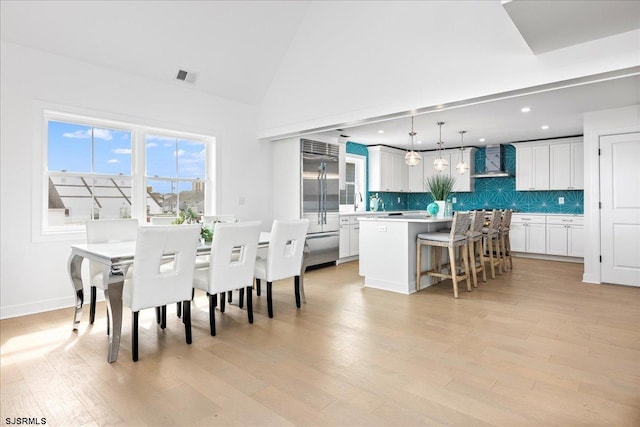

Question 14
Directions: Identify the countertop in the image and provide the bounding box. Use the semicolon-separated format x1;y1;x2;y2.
341;210;583;217
339;210;428;216
358;215;451;224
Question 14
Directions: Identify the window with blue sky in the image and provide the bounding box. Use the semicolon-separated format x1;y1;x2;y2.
45;115;211;229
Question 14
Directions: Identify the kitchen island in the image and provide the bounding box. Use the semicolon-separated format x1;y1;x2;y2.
359;215;452;294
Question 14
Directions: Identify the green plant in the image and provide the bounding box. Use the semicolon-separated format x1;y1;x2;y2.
172;208;212;241
424;174;456;201
172;208;199;225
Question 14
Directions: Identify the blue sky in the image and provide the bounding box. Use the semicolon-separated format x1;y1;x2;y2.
48;121;205;194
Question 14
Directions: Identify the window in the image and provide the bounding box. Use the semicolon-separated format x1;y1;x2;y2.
145;135;206;221
47;120;133;227
43;111;214;234
339;154;366;211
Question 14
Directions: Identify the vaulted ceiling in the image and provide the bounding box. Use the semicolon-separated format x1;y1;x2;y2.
2;0;639;144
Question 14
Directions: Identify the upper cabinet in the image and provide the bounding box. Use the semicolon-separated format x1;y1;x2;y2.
450;148;475;193
407;160;424;192
369;146;475;193
515;144;549;191
513;137;583;192
368;146;407;192
423;148;475;193
549;137;584;190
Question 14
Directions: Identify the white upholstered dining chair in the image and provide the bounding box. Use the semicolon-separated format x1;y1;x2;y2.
254;219;309;318
86;218;139;331
123;224;200;361
192;221;262;336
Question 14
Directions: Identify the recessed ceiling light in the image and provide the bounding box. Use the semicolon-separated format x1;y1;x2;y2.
378;130;384;134
479;138;486;142
541;125;549;130
417;140;422;144
521;107;531;113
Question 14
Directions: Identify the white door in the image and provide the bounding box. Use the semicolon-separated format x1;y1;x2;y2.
600;132;640;286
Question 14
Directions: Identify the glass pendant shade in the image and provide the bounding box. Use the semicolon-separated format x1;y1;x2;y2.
405;150;421;166
434;157;448;171
405;116;421;166
456;130;468;174
434;121;448;172
456;161;469;174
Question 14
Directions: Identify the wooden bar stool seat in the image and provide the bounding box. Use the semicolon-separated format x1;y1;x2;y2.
499;209;513;272
482;209;503;279
467;210;487;287
417;212;471;298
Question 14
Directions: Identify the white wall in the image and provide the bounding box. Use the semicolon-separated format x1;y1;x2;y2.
258;1;640;139
0;41;272;318
583;105;640;284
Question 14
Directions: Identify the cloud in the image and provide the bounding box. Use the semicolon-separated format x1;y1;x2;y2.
62;128;113;140
63;130;90;139
147;135;176;143
176;149;186;157
146;142;158;148
107;159;119;164
112;148;132;154
93;128;113;140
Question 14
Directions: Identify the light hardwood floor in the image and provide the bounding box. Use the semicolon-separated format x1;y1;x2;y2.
1;258;639;426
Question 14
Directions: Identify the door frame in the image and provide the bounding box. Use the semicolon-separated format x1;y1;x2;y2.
583;105;640;284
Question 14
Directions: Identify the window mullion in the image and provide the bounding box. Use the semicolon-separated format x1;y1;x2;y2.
133;129;146;222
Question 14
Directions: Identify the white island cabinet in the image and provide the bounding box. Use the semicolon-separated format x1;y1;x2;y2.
359;215;452;294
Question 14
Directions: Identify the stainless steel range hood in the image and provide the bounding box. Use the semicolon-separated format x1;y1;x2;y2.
471;145;513;178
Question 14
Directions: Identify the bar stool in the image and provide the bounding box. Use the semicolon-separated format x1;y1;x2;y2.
499;209;513;272
467;210;487;287
482;209;503;279
417;212;471;298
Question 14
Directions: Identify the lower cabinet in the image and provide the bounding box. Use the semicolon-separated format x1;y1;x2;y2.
510;215;546;254
546;216;584;257
339;216;360;258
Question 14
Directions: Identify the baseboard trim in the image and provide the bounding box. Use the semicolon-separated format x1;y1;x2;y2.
0;296;77;320
511;252;584;264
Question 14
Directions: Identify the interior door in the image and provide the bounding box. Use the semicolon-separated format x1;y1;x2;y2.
600;132;640;286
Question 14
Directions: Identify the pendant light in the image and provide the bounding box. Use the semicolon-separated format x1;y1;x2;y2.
456;130;469;174
405;116;421;166
433;121;448;171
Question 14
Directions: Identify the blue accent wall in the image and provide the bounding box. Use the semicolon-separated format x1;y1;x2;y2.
351;142;584;214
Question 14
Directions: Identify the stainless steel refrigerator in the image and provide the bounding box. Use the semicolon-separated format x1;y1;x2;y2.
301;139;340;267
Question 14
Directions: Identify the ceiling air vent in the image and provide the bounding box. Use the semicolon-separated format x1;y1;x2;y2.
175;69;198;84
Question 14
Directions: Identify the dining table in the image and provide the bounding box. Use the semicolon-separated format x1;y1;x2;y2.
68;231;308;363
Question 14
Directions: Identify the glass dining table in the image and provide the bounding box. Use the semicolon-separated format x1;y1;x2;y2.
68;232;308;363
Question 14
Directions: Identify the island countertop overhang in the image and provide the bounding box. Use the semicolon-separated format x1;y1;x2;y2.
357;215;452;224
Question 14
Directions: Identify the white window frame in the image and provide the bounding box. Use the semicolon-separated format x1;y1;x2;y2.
33;106;216;242
341;154;366;211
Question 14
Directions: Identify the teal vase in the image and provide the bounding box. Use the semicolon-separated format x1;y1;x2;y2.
427;202;439;216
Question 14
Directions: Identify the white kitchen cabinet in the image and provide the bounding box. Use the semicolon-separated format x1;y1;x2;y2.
407;161;424;192
339;217;350;258
423;148;474;193
369;146;407;192
546;216;584;257
349;216;360;256
339;215;360;258
510;214;546;254
422;152;445;185
451;147;475;192
514;144;549;191
549;138;584;190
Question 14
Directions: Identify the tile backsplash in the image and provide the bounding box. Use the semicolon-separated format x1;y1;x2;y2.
350;143;584;214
